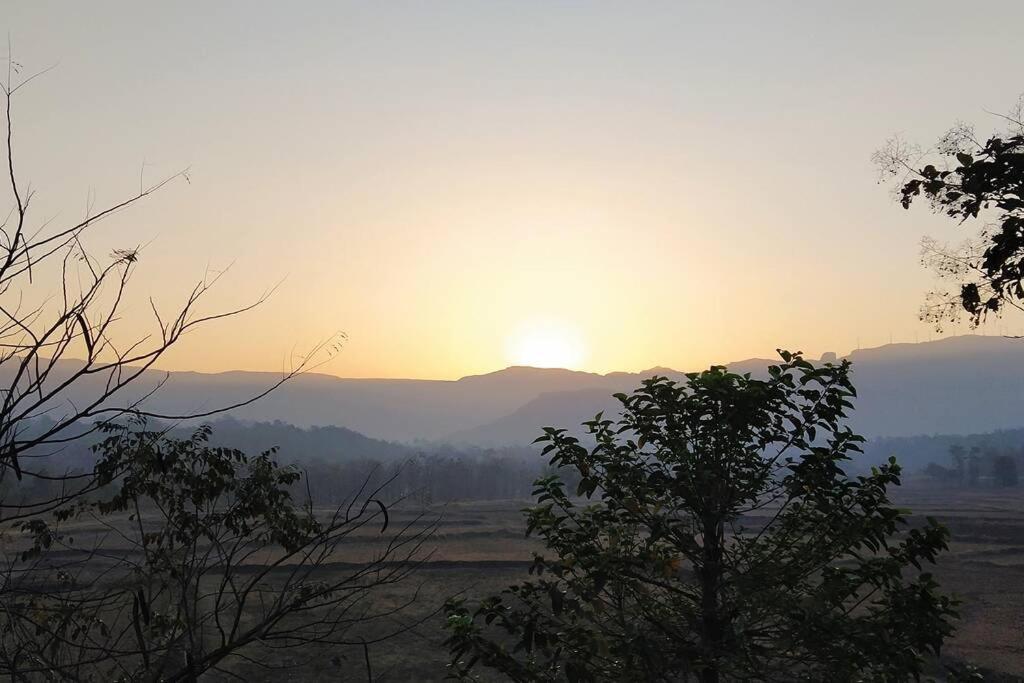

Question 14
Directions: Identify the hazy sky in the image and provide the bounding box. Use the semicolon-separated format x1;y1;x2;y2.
5;2;1024;379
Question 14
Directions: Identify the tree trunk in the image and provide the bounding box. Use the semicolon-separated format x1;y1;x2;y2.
699;511;724;683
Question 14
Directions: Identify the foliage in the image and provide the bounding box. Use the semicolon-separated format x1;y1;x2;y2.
921;443;1022;489
0;58;342;552
0;422;431;680
922;461;956;484
445;352;956;682
992;455;1019;487
875;96;1024;327
12;416;555;507
0;58;394;681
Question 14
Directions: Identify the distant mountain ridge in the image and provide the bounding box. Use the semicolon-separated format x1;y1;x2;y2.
29;335;1024;446
442;336;1024;446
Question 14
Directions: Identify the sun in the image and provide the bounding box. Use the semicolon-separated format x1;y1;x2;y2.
506;320;587;369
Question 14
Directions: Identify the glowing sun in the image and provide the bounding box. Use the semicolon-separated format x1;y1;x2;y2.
507;320;586;369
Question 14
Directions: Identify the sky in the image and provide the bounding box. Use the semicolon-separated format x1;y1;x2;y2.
4;1;1024;379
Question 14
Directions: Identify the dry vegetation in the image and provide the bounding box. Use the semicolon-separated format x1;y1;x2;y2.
890;487;1024;678
5;492;1021;681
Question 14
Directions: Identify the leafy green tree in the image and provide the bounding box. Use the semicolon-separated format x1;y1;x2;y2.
875;97;1024;327
445;353;956;682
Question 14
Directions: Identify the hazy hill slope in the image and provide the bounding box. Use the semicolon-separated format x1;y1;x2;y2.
445;388;625;446
11;363;616;442
196;418;414;461
27;416;416;471
443;337;1024;447
20;335;1024;446
844;336;1024;438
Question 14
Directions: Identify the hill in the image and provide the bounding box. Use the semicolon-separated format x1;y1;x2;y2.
446;336;1024;446
20;335;1024;447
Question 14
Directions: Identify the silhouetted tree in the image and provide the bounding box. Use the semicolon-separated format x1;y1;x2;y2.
2;422;433;679
445;353;956;681
967;446;982;487
0;61;404;680
876;95;1024;328
992;454;1019;487
0;62;337;526
924;461;956;484
949;444;967;485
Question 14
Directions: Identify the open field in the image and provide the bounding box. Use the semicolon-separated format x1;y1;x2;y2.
890;488;1024;678
3;491;1022;680
234;490;1024;680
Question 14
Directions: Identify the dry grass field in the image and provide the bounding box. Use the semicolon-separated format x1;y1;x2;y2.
4;492;1022;680
227;490;1024;681
890;488;1024;679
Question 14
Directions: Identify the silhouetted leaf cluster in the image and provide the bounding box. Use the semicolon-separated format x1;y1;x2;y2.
445;353;956;681
878;99;1024;327
2;422;431;680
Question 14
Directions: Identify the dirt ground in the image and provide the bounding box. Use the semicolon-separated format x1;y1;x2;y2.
5;492;1022;680
228;490;1024;681
891;488;1024;678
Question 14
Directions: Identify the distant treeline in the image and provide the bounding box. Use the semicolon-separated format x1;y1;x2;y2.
863;430;1024;487
14;417;1024;508
201;419;560;503
9;417;560;506
294;451;569;506
921;443;1020;488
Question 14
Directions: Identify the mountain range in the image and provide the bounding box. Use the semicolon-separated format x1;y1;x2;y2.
38;334;1024;447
